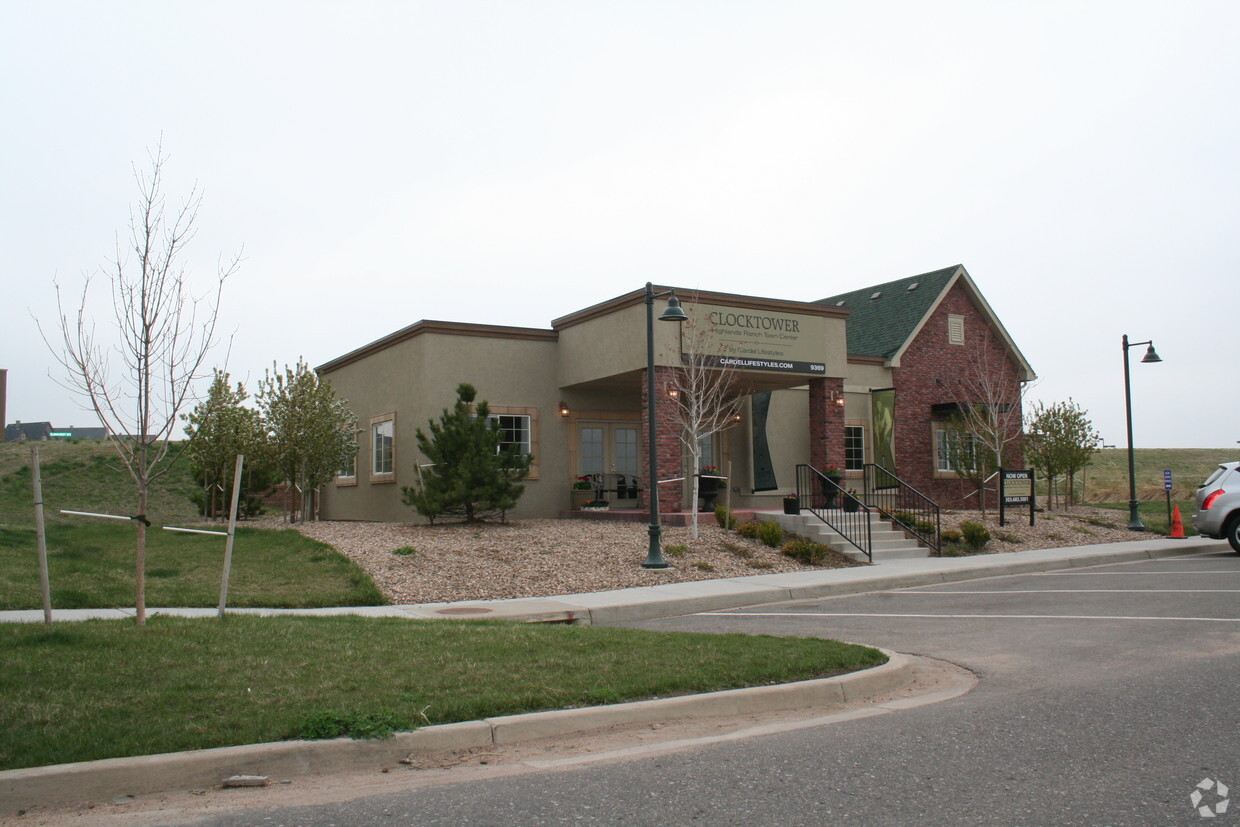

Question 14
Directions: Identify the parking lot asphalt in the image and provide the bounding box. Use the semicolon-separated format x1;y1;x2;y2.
1;536;1231;818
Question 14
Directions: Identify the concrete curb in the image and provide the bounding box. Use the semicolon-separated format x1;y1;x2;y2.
502;540;1220;624
0;652;909;813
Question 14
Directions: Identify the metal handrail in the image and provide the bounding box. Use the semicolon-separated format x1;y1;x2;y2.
795;465;872;562
862;464;942;555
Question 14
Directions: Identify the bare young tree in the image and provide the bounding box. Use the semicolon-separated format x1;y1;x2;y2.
951;330;1031;517
665;307;745;539
41;141;239;626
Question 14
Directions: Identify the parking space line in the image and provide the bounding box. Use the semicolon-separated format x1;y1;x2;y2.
893;589;1240;595
700;612;1240;623
1038;571;1240;576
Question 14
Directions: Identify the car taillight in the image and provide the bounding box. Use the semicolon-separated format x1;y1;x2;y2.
1201;489;1225;510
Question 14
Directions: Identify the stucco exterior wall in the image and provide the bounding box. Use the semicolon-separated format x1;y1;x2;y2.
320;331;561;522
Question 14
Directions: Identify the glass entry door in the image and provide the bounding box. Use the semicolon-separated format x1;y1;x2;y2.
578;423;641;507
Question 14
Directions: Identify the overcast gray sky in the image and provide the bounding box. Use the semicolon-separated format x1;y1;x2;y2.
3;1;1237;452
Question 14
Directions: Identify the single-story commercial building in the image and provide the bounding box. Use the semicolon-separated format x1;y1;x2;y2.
317;264;1035;522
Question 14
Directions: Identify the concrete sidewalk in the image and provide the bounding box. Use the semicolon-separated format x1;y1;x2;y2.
1;537;1227;813
0;536;1224;627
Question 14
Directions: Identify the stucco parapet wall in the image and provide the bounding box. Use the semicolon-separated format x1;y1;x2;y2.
551;285;848;331
316;320;558;373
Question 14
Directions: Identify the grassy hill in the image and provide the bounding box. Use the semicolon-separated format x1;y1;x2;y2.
0;439;203;528
1065;447;1235;503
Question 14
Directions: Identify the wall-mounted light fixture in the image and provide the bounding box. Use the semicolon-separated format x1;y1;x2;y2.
667;387;680;400
830;390;845;407
559;401;570;418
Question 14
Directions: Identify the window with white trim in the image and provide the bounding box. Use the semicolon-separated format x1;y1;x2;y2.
488;414;531;456
486;406;539;479
337;444;357;485
844;425;865;471
371;413;395;482
935;425;985;474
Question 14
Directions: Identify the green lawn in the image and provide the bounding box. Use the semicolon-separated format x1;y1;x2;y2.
1093;499;1200;536
0;616;886;771
0;523;384;610
0;440;202;528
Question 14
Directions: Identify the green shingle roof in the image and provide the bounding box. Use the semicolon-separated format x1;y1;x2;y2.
817;265;961;359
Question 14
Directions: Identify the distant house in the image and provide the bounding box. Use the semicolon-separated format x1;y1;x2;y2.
4;421;54;442
4;422;110;442
51;426;110;440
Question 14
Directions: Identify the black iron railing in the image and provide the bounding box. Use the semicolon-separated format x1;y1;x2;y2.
795;464;872;562
862;463;941;555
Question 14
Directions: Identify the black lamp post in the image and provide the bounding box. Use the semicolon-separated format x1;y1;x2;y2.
643;282;687;569
1122;334;1161;531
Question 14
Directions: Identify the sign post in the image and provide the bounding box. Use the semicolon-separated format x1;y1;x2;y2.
1163;468;1173;528
1000;468;1035;527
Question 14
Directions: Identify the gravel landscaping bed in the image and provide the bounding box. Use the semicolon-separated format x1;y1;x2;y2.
257;506;1142;605
280;518;837;605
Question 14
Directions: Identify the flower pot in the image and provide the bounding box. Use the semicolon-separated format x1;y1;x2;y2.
817;476;842;509
698;477;720;512
842;495;860;513
783;496;800;515
570;489;592;510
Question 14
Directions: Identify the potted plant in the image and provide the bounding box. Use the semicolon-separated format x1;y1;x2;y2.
571;475;594;510
818;465;843;508
582;498;610;511
783;493;800;515
842;488;861;513
698;465;722;511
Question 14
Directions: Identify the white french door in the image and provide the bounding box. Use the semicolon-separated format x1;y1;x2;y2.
578;423;641;506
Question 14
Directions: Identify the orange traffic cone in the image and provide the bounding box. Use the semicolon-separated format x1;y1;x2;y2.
1170;505;1186;539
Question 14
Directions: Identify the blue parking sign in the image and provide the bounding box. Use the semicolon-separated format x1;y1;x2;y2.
1163;469;1173;491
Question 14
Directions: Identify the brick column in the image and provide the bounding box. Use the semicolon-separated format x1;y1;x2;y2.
641;365;684;514
808;377;846;471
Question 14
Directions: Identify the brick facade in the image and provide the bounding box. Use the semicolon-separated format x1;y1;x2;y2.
891;282;1026;508
808;377;846;472
640;365;684;514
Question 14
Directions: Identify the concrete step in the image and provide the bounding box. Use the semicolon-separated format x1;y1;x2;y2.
766;509;932;563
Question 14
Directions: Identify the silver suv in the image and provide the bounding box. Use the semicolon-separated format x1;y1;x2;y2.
1193;462;1240;553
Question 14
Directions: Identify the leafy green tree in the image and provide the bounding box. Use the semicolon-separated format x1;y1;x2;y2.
257;359;358;522
402;383;531;523
1025;399;1101;510
181;370;275;518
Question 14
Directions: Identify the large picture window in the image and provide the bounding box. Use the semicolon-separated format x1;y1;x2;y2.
371;413;395;482
935;426;986;475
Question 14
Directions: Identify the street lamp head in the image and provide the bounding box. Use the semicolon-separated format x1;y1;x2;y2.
1140;344;1162;363
658;293;688;323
